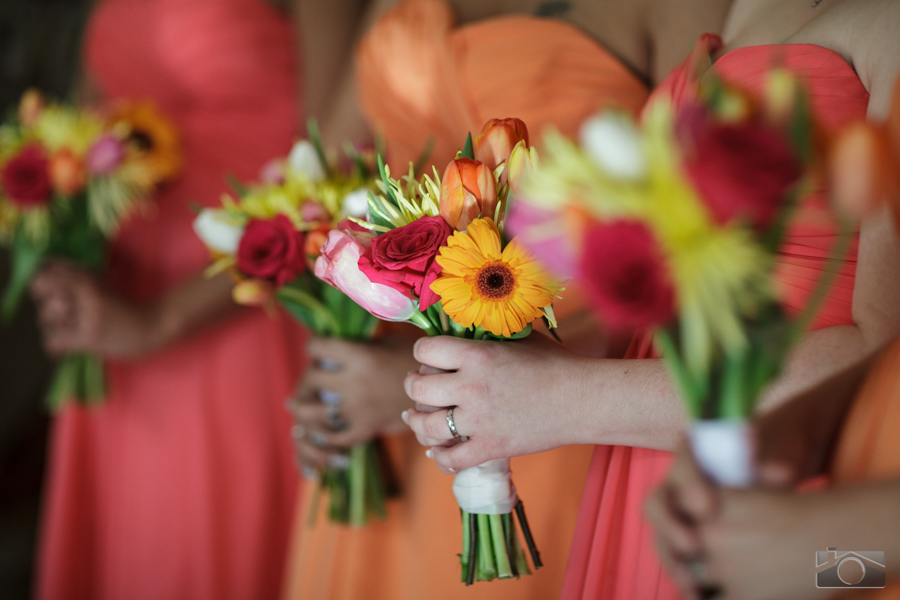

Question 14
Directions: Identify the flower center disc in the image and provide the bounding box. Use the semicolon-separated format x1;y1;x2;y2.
476;262;516;299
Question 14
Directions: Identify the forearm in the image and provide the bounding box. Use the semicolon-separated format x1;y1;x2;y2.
147;271;240;351
574;324;883;452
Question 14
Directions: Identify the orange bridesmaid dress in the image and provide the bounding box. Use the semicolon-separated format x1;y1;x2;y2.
563;35;868;600
281;1;648;599
36;1;305;599
831;331;900;599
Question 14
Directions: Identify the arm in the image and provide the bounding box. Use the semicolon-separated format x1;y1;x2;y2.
30;262;239;359
289;0;398;147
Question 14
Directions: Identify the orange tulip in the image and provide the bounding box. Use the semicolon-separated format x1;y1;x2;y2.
506;140;539;190
49;149;86;197
474;118;530;173
305;225;332;257
440;158;498;231
830;122;900;219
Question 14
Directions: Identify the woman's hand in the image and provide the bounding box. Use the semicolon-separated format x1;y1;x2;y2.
29;262;166;359
287;334;420;475
402;333;595;473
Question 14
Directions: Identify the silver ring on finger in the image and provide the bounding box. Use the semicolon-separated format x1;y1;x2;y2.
318;389;343;406
326;404;349;432
446;407;461;439
687;557;723;599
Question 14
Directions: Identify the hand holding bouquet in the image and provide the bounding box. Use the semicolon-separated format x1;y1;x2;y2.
193;128;399;527
314;118;559;583
514;70;847;487
0;90;181;409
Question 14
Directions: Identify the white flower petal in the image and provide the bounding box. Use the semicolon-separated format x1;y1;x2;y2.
579;113;647;181
193;209;245;255
287;140;326;183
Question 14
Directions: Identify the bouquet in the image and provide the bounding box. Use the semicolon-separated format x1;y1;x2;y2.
313;118;557;583
513;70;848;487
0;90;181;410
192;127;396;527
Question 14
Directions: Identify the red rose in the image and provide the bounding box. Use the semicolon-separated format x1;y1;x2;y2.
236;215;306;286
359;215;452;310
1;145;52;208
579;220;674;329
684;122;802;231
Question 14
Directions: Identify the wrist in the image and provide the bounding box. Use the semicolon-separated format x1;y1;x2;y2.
146;300;185;352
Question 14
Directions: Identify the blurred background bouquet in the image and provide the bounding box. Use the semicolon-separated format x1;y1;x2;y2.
314;118;556;583
513;70;847;487
192;128;396;527
0;90;181;409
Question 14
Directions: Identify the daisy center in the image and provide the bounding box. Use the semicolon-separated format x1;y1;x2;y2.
475;262;516;299
130;129;155;151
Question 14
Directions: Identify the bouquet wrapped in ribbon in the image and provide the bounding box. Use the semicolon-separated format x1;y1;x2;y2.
192;130;397;526
513;71;848;487
0;90;181;409
314;118;558;583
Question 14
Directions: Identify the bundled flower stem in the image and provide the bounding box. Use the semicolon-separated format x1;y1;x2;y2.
194;123;397;526
315;119;556;582
0;91;181;410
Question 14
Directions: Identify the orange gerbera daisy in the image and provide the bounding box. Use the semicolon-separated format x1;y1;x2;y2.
109;100;182;185
431;217;560;337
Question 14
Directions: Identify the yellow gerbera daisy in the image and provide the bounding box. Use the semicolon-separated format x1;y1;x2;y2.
432;217;561;337
109;101;182;185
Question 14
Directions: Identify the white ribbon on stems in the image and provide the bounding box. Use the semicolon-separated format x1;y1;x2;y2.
452;458;519;514
689;419;756;488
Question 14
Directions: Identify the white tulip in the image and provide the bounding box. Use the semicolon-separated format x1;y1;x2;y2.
193;209;245;255
341;188;371;219
579;112;647;181
287;140;326;183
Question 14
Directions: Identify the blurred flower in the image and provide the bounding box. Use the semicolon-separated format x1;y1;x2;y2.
288;140;326;183
359;215;451;310
305;224;332;256
440;158;498;231
764;69;803;125
830;122;900;218
260;158;286;185
474;118;530;174
340;188;371;219
86;134;126;175
300;200;331;224
506;202;578;279
48;149;86;196
193;208;245;255
579;112;647;181
684;122;802;231
432;218;560;337
314;228;417;321
579;220;674;329
236;215;306;285
110;100;182;185
18;89;43;128
1;145;53;208
233;278;275;307
506;141;539;190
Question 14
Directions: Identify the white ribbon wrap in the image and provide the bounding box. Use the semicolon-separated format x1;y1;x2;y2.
452;458;519;515
689;419;755;488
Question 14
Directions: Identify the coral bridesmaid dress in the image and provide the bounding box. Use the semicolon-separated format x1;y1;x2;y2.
563;34;869;600
281;2;648;599
36;1;305;599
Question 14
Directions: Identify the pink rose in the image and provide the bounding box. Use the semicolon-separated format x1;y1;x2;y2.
314;228;417;321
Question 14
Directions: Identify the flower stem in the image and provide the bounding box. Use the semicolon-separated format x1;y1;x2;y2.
409;309;441;336
489;514;513;578
515;500;542;569
466;511;478;586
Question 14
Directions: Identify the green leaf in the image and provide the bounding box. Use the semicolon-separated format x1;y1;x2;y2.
276;283;339;336
2;231;46;321
306;118;330;178
461;132;475;160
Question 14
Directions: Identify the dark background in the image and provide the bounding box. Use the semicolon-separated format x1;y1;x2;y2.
0;1;90;597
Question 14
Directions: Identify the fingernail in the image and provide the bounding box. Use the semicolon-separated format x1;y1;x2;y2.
311;432;328;448
425;449;434;459
401;410;409;424
329;454;351;470
302;466;318;481
290;424;305;440
448;467;457;473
